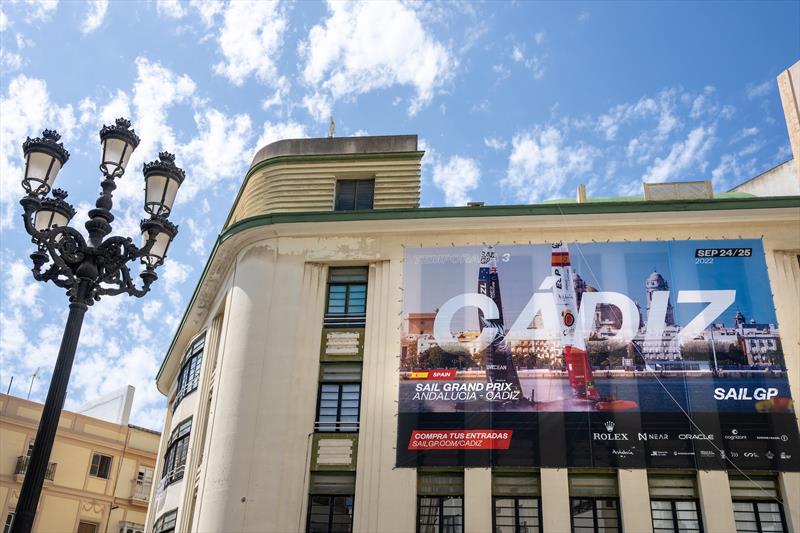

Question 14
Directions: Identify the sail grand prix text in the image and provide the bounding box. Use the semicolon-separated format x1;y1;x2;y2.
413;382;521;401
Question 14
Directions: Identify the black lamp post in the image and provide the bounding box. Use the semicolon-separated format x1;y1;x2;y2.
11;119;184;533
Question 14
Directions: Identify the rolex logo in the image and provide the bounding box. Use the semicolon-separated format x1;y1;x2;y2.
605;421;615;432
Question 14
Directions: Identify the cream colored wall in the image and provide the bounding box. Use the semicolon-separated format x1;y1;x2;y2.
158;205;800;533
778;60;800;183
0;394;159;533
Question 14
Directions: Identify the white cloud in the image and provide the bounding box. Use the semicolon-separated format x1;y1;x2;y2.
213;0;287;86
731;127;758;144
0;75;78;228
432;155;480;206
111;57;196;204
746;79;773;100
484;136;507;150
156;0;185;19
0;8;8;31
81;0;108;34
177;107;253;201
189;0;224;27
511;44;545;80
256;120;308;148
0;48;22;70
504;126;597;203
534;32;546;44
577;10;590;23
18;0;58;22
643;125;715;183
300;0;454;118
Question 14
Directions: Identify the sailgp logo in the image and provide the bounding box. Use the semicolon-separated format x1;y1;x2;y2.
594;420;629;441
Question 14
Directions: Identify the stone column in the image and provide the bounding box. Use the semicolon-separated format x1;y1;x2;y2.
541;468;571;533
618;469;653;533
697;470;736;533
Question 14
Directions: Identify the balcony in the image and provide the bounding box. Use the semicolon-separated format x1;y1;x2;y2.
129;478;152;506
14;456;56;482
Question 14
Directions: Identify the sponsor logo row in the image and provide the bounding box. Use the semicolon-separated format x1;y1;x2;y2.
593;421;790;443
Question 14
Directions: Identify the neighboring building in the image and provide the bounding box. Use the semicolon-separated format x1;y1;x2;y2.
146;133;800;533
730;60;800;196
0;393;160;533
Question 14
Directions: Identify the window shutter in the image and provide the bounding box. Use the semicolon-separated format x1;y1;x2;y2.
648;474;698;499
492;474;540;497
320;364;362;382
418;472;464;496
568;473;618;498
729;474;780;500
309;473;356;495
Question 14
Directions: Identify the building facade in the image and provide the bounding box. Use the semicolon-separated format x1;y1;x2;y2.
0;394;160;533
146;134;800;533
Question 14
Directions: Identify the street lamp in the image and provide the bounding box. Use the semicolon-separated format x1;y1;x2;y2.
11;119;183;533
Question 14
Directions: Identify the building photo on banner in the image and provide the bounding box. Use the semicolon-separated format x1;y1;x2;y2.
398;240;799;470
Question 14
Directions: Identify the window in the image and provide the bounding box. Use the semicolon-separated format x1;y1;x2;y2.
324;268;368;328
316;364;361;432
162;418;191;486
417;472;464;533
174;335;205;409
89;453;112;479
153;510;177;533
307;473;355;533
733;501;786;532
569;474;619;533
651;501;703;532
649;474;703;533
77;522;98;533
3;513;14;533
334;179;374;211
493;474;542;533
729;474;787;533
570;499;620;533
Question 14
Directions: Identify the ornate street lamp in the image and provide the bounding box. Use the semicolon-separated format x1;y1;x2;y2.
11;120;184;533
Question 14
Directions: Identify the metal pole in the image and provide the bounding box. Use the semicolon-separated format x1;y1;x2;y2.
11;281;89;533
26;368;39;400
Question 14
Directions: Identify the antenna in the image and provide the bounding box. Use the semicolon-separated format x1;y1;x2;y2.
27;368;39;400
328;115;335;138
6;376;13;395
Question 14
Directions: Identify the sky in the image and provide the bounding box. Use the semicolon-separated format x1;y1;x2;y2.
0;0;797;430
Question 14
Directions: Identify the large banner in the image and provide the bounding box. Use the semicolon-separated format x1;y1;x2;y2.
396;239;800;470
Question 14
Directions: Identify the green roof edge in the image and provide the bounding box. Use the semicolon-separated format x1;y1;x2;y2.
157;194;800;386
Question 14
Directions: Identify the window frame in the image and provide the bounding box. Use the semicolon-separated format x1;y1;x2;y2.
306;494;355;533
315;381;361;433
324;267;368;328
732;500;788;533
76;521;99;533
3;512;14;533
650;499;704;533
153;509;177;533
334;178;375;211
173;334;205;410
416;495;464;533
88;452;113;480
569;497;621;533
492;495;542;533
161;418;192;487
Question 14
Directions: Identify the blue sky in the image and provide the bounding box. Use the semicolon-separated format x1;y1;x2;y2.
0;0;797;429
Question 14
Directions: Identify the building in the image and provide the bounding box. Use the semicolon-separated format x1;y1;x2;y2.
0;393;160;533
146;131;800;533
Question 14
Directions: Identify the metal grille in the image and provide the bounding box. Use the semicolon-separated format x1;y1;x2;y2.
568;474;618;498
648;475;698;499
309;473;356;495
418;472;464;496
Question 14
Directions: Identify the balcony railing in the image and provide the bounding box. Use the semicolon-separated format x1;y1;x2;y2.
15;456;57;481
131;479;152;501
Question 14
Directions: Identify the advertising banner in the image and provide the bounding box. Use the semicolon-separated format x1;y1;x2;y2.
396;239;800;470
